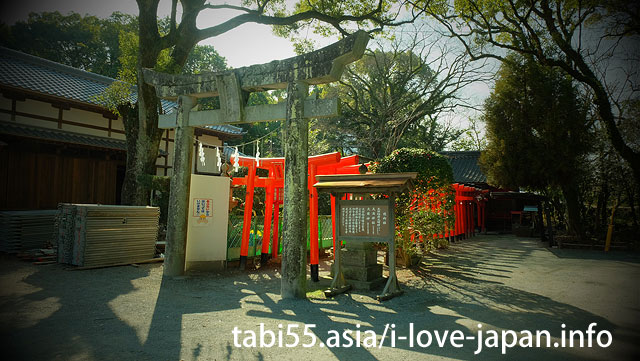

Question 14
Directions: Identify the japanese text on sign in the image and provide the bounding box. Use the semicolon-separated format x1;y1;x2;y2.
193;198;213;225
339;204;389;238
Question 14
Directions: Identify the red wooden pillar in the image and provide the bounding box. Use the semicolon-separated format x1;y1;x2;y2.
239;162;256;269
308;164;320;281
260;175;275;265
271;191;281;259
470;187;477;237
454;184;461;239
476;201;482;231
463;200;468;238
452;185;458;239
468;200;473;237
464;189;469;238
467;201;472;237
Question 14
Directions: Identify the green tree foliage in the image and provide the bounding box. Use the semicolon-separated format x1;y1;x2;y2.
373;148;454;188
1;11;137;78
480;54;592;238
372;148;455;262
422;0;640;192
319;34;479;158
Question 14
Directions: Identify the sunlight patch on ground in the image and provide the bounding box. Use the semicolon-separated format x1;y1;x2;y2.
0;268;40;298
429;305;463;318
362;303;398;314
14;296;61;329
319;308;359;318
306;289;325;298
282;309;296;316
326;315;365;325
107;279;160;345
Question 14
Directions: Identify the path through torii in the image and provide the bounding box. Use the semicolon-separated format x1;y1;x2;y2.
143;31;369;299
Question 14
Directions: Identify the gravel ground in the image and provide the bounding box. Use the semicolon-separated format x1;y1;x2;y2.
1;234;638;360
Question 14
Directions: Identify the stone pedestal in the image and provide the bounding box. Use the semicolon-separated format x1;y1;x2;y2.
341;242;385;290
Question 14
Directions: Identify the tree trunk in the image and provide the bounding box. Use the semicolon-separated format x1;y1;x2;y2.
281;81;309;299
596;179;609;232
121;0;166;205
592;89;640;189
560;182;583;240
119;104;140;204
120;81;164;205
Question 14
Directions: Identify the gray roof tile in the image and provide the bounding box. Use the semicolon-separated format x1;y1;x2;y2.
440;151;487;184
0;47;242;137
0;46;176;113
205;124;243;136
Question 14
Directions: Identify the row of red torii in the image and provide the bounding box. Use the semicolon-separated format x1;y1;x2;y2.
232;151;488;281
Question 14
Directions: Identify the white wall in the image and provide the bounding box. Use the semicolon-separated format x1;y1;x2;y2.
185;174;230;270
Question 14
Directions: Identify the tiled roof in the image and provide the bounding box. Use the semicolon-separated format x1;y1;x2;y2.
222;144;247;162
0;47;243;137
205;124;243;137
440;151;487;184
0;46;174;113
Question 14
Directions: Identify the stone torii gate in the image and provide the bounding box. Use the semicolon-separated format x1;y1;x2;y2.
143;31;369;298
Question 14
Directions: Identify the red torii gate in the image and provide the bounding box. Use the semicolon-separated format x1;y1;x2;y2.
232;152;361;281
452;183;486;239
232;155;487;276
232;156;284;269
405;183;486;243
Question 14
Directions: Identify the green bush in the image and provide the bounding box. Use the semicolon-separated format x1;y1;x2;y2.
371;148;455;265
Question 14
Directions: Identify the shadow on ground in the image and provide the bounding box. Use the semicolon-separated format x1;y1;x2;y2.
548;247;640;263
0;235;638;360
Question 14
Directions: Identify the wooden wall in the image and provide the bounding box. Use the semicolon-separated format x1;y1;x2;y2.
0;140;123;210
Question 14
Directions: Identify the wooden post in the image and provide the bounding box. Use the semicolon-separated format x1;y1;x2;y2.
379;194;401;300
327;192;348;294
164;95;197;277
331;195;336;259
281;80;309;299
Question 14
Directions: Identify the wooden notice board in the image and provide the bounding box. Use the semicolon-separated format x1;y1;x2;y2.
314;172;417;301
338;200;390;240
